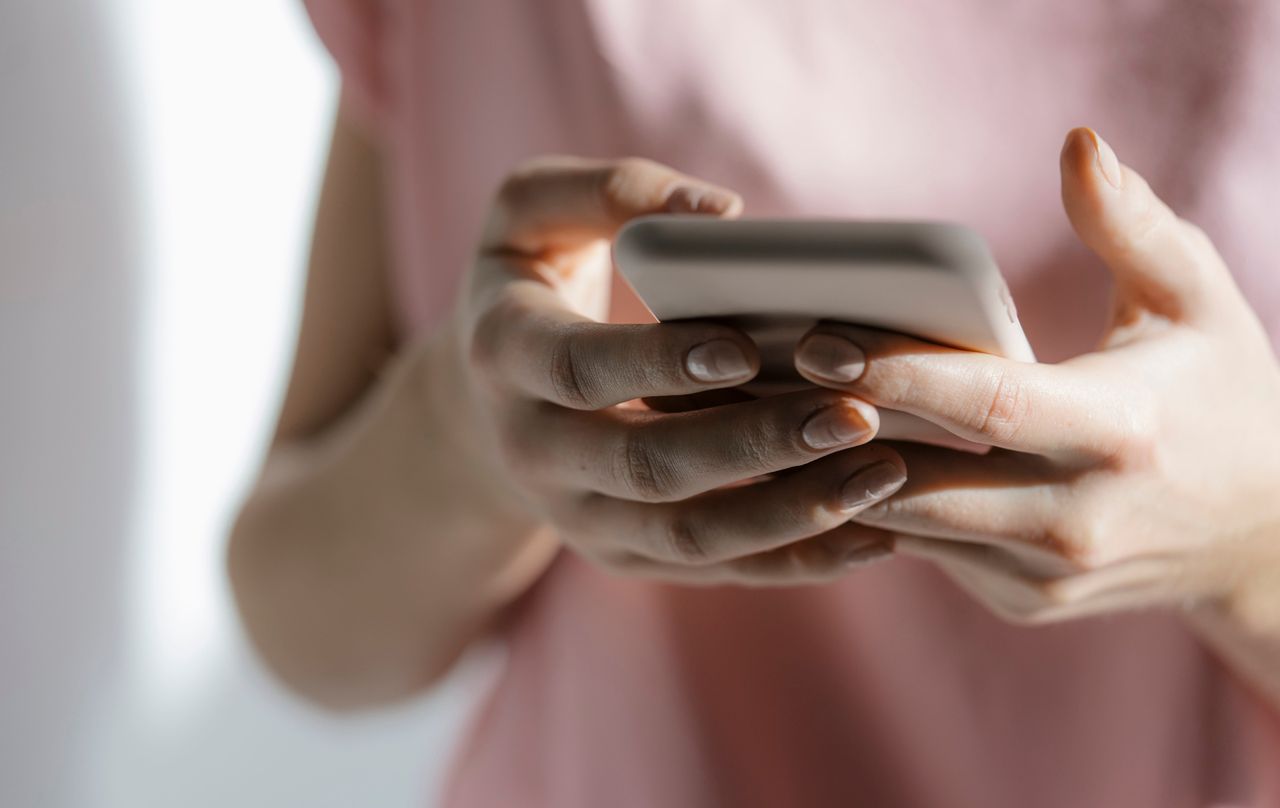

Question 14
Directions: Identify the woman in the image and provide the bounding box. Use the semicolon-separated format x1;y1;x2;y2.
229;2;1280;804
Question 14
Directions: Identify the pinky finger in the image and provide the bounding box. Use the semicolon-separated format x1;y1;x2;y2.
897;535;1192;624
614;523;896;587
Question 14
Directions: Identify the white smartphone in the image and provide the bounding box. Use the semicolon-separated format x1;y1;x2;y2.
613;216;1036;449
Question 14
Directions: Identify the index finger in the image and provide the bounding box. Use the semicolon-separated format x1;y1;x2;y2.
468;157;753;408
793;323;1135;457
471;278;760;409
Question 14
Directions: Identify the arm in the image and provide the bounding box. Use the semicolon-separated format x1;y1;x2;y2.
227;109;551;710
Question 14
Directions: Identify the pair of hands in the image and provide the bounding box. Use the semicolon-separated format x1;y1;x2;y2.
451;129;1280;628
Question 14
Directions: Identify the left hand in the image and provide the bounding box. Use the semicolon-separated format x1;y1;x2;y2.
794;128;1280;627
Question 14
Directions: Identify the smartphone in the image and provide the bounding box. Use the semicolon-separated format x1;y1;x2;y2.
613;216;1036;449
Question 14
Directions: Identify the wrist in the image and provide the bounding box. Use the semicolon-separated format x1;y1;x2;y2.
408;319;536;520
402;320;558;594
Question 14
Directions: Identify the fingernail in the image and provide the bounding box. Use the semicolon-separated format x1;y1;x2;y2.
802;401;873;450
1085;128;1123;190
796;333;866;383
666;185;738;215
686;339;752;383
839;460;906;512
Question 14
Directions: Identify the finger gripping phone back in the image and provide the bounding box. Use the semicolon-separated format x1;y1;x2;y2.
613;216;1036;449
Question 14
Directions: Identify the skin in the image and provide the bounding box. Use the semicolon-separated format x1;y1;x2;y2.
795;128;1280;707
229;110;1280;713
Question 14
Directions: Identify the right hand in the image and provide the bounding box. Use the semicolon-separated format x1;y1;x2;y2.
450;156;909;586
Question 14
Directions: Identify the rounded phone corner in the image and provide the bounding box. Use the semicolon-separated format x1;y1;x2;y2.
613;214;679;274
912;221;999;279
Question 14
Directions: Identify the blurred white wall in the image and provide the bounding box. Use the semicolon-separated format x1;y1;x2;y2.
1;2;485;806
2;3;139;805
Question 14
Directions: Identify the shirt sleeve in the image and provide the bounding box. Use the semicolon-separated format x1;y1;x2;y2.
301;0;389;132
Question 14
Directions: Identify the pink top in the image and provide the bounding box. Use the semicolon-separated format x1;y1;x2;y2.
303;1;1280;804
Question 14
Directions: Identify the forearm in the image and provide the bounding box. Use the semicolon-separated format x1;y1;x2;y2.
228;325;556;710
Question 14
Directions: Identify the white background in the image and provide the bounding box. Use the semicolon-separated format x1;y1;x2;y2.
1;2;485;806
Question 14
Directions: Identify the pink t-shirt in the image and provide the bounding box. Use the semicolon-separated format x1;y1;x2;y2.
303;1;1280;804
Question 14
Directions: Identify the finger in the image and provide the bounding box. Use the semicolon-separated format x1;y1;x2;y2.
520;388;882;502
1043;554;1190;611
572;444;906;564
1060;127;1235;327
896;536;1069;621
472;280;760;408
483;156;742;257
613;523;895;587
899;536;1190;623
848;442;1075;567
794;323;1133;456
641;387;756;414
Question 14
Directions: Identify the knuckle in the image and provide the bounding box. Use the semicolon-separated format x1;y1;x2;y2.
1113;402;1160;470
973;367;1028;443
738;413;782;464
1086;376;1159;469
598;157;663;214
664;513;709;563
868;355;945;420
618;428;682;501
864;355;919;406
548;330;601;409
470;293;526;374
713;401;795;471
1043;496;1108;568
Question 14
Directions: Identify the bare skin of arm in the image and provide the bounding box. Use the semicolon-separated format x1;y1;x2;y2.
227;112;555;709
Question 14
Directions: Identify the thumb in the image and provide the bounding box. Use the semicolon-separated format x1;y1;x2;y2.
1059;127;1232;327
482;156;742;258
